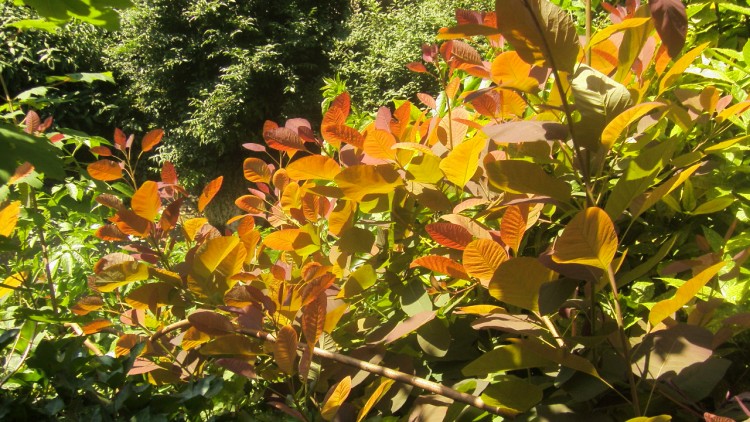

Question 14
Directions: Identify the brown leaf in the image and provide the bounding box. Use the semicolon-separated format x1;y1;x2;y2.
649;0;687;59
273;325;298;375
188;310;235;336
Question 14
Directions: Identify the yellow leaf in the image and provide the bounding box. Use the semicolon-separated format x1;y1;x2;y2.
0;272;24;299
462;239;508;283
489;258;556;313
0;201;21;237
286;155;341;181
274;325;298;376
193;236;241;280
321;376;352;421
439;135;485;188
552;207;618;270
357;378;395;422
632;162;701;220
486;160;571;202
490;51;540;92
131;181;160;221
334;165;403;202
587;17;651;47
183;218;208;241
649;262;725;326
263;229;301;251
601;102;665;150
182;327;211;350
234;195;265;213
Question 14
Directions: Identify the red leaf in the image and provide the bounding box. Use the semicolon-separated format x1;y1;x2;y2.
242;142;266;152
649;0;687;59
24;110;40;134
198;176;223;212
159;198;182;232
216;358;256;379
407;62;428;73
96;194;125;211
302;292;326;348
114;128;127;150
161;161;178;185
9;162;34;184
322;124;364;149
425;222;473;250
90;146;112;156
48;133;65;143
264;127;306;152
141;129;163;152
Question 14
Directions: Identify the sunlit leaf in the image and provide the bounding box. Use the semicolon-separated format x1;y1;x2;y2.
588;17;651;47
263;229;301;251
552;207;618;270
321;376;352;421
334;165;404;202
274;325;298;375
183;218;208;242
70;295;104;316
601;102;665;150
322;92;350;127
322;124;364;149
658;42;709;95
410;255;469;279
115;334;143;357
95;224;128;241
363;129;397;160
125;282;175;311
357;378;395;422
286;155;341;181
87;159;122;181
439;134;485;188
131;181;160;221
302;292;326;348
265;127;306;152
81;319;112;335
235;195;265;214
486;160;571;202
489;257;556;312
243;158;272;183
0;272;24;299
425;222;473;250
490;51;539;92
649;262;725;326
193;236;241;280
198;176;223;212
141;128;163;152
0;201;21;237
463;239;508;283
500;206;527;254
93;261;149;292
494;0;581;72
632;162;701;219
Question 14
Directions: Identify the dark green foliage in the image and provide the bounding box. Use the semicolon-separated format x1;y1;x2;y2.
107;0;347;187
329;0;492;111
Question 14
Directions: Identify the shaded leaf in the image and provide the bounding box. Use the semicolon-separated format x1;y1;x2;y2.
485;121;568;144
463;343;552;376
357;378;395;422
649;0;687;59
70;295;104;316
633;324;713;380
216;358;256;379
486;160;571;202
481;376;544;416
188;310;235;336
383;311;437;344
501;205;528;254
489;257;556;312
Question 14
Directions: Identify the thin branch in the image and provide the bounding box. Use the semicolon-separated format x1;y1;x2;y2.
65;323;104;356
29;188;59;314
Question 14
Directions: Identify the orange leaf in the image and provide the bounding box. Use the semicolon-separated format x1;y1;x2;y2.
490;51;539;92
462;239;508;283
0;201;21;237
82;319;112;335
183;218;208;241
161;161;178;184
363;129;397;160
489;257;556;313
115;334;143;357
198;176;223;212
322;124;364;149
115;209;152;237
500;205;528;254
410;255;469;279
159;198;182;232
87;159;123;181
131;181;160;221
322;92;350;128
274;325;298;375
302;292;326;348
141;129;163;152
235;195;265;213
552;207;618;270
265;127;306;152
243;158;271;183
95;224;128;241
90;146;112;156
71;296;104;316
425;222;473;250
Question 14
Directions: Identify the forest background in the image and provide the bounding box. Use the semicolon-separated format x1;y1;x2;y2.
1;0;750;420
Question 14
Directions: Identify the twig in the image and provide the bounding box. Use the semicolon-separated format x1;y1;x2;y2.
149;319;192;342
65;323;104;356
607;264;641;416
29;188;59;314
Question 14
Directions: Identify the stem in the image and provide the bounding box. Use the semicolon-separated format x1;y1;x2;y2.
606;264;640;416
0;73;17;122
0;323;37;388
29;188;59;314
585;0;592;66
539;314;565;348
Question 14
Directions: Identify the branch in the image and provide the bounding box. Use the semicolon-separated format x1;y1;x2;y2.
148;319;514;417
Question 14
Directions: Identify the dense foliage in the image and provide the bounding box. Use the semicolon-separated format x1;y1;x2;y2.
2;0;750;420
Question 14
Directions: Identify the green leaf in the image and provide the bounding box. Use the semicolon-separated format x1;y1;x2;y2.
552;207;618;270
6;19;60;32
743;40;750;65
416;318;450;357
484;121;568;144
46;72;115;84
0;124;64;183
494;0;581;72
485;160;571;202
631;162;701;220
488;257;556;312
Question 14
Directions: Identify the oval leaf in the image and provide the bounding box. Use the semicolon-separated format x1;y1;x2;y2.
425;222;473;250
141;128;163;152
274;325;298;375
87;159;123;181
131;181;160;221
551;207;618;270
286;155;341;181
334;165;404;202
188;310;235;336
198;176;223;213
0;201;21;237
488;257;556;313
321;376;352;421
243;158;272;183
410;255;469;279
486;160;571;202
463;239;508;283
